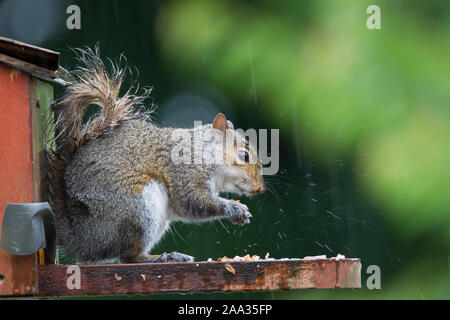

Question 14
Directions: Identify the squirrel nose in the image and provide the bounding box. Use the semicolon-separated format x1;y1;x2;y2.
254;185;265;194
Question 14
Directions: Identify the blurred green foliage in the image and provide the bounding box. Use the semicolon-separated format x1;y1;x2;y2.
154;0;450;299
157;0;450;239
7;0;447;299
152;0;450;298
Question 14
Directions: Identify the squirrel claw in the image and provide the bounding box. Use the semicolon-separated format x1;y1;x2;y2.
225;200;252;225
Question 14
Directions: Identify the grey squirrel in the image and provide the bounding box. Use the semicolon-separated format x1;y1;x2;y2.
47;48;265;263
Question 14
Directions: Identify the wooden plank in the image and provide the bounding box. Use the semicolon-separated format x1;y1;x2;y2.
0;36;59;71
0;63;38;296
30;79;55;265
0;53;56;80
37;258;361;297
30;78;53;204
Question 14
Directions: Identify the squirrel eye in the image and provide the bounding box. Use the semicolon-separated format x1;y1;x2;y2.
237;149;250;164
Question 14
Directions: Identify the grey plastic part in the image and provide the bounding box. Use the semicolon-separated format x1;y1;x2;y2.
0;202;56;262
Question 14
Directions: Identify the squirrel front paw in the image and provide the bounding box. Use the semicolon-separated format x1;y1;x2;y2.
224;200;252;225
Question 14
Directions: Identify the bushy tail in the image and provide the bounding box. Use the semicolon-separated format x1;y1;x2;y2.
55;47;152;156
45;47;152;231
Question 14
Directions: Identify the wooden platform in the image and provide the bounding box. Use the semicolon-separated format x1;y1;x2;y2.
37;258;361;297
0;36;59;79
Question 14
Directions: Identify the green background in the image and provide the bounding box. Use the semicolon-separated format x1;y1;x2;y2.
1;0;449;299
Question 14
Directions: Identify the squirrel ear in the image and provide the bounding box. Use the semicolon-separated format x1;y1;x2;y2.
212;113;227;134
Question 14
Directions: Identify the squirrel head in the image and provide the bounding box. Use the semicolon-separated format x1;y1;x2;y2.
209;113;265;195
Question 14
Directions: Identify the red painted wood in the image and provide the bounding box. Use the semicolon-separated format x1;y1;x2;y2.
0;63;37;296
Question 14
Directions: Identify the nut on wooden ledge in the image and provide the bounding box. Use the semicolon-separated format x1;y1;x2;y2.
36;255;361;297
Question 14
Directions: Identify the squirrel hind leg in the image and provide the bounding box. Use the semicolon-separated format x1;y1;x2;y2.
157;252;195;262
125;252;195;263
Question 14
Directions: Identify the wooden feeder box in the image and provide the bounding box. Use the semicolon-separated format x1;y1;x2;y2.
0;37;361;298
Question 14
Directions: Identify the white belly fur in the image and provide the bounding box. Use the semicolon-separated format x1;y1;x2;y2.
139;180;172;255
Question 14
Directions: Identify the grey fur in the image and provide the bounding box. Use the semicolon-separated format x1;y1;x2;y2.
49;48;264;263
